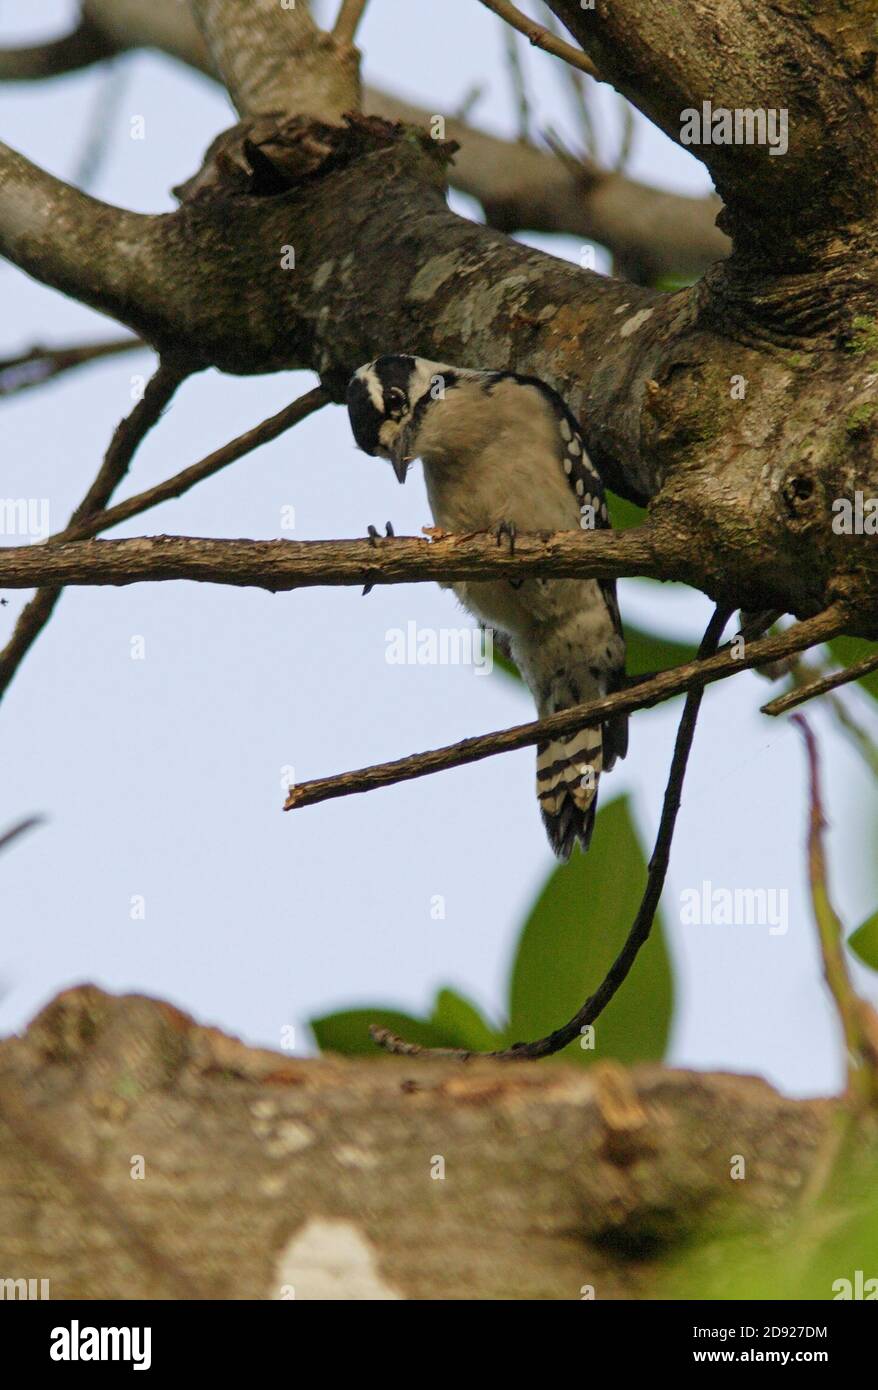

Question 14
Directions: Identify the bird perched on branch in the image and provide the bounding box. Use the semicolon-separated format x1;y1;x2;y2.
346;355;627;858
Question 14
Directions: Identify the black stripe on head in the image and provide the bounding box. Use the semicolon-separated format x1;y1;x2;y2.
372;354;417;395
346;374;384;455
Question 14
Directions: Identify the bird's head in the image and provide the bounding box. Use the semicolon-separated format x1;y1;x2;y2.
346;354;457;483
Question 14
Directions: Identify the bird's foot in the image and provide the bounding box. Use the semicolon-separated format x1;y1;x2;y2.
495;519;517;554
363;522;394;595
367;521;395;546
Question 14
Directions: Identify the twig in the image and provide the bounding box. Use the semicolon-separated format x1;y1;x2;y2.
762;648;878;717
477;0;598;78
825;692;878;779
792;715;878;1106
371;603;733;1060
332;0;369;46
614;97;636;174
74;58;131;191
503;26;532;143
0;16;116;81
0;360;188;704
454;84;486;122
0;381;327;704
82;386;329;537
542;4;597;159
0;815;44;855
284;606;850;812
0;337;144;398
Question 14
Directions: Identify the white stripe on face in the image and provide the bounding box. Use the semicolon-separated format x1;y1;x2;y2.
359;365;386;415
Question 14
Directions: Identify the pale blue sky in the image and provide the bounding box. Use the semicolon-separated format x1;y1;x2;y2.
1;0;876;1094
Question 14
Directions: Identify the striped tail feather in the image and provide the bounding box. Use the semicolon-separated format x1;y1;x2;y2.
537;725;603;860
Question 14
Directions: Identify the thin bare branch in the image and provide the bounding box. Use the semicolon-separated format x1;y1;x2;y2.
332;0;369;47
503;26;533;143
477;0;598;79
793;716;878;1105
0;524;672;593
0;816;44;855
0;361;189;704
541;4;597;159
0;382;326;703
285;606;851;813
92;387;329;536
762;649;878;717
74;58;132;191
372;603;733;1059
0;16;115;80
0;338;144;399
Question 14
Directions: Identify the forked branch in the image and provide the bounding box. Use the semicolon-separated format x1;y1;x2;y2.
284;607;851;812
370;603;733;1060
0;360;190;704
762;651;878;718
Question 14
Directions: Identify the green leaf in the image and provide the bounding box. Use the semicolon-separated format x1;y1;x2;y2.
493;621;698;685
310;1008;452;1056
606;491;646;531
507;795;674;1065
430;987;502;1051
491;647;522;683
848;911;878;971
828;636;878;704
624;624;699;677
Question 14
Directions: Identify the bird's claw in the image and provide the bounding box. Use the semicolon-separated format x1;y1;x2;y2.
363;523;395;594
367;521;395;547
495;520;517;554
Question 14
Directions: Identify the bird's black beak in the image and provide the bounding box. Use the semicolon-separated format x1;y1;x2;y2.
389;433;411;484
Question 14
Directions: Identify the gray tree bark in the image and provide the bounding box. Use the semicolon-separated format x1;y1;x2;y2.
0;984;861;1300
1;0;875;621
0;0;877;1300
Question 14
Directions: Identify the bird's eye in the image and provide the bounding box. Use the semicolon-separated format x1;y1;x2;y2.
386;386;407;415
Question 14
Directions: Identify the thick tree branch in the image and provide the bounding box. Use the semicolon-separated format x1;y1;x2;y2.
82;0;211;73
2;984;864;1300
284;606;851;813
548;1;878;255
0;15;115;80
190;0;360;118
0;144;180;346
76;0;729;279
2;1;875;628
368;90;728;281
